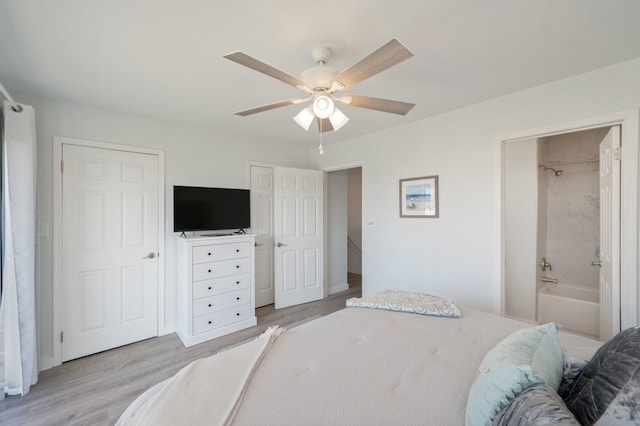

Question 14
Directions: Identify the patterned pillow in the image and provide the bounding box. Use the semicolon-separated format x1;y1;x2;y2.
346;290;461;317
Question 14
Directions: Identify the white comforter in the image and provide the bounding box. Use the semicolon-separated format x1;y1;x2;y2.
117;327;282;426
119;307;600;425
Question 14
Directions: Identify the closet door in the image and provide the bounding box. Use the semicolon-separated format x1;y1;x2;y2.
62;144;159;361
273;167;324;309
503;138;538;322
250;166;275;308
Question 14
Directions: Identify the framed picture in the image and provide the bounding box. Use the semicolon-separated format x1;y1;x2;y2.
399;175;439;218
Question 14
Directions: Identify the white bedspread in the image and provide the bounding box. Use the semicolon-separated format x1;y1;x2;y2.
117;326;282;426
119;307;600;425
232;308;599;425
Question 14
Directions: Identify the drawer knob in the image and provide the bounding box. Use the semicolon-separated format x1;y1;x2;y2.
236;249;239;252
236;281;240;284
208;303;212;307
208;286;212;290
208;320;212;324
236;313;240;316
236;297;240;300
208;252;212;256
236;265;240;269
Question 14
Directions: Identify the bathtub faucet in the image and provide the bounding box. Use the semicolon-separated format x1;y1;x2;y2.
539;257;552;272
538;277;558;284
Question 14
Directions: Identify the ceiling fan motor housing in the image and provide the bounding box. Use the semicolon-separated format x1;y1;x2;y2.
300;65;339;91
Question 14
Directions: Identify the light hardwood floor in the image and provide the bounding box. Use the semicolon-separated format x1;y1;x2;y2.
2;274;362;426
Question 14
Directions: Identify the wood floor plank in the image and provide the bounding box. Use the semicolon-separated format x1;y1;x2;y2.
2;276;361;425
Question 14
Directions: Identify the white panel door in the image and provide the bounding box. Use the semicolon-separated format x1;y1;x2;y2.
273;167;324;309
250;165;275;307
62;144;159;361
599;126;621;341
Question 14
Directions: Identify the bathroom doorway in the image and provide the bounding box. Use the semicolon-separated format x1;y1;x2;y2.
501;111;640;342
534;127;616;340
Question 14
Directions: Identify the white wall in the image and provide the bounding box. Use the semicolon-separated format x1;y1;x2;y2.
503;138;538;322
312;57;640;315
347;167;362;274
327;170;348;294
20;95;314;370
347;168;362;249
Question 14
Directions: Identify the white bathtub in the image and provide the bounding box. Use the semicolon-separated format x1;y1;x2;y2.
537;283;599;339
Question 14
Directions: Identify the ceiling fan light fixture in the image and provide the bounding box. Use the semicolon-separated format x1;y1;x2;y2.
328;108;349;131
312;92;334;119
293;106;314;130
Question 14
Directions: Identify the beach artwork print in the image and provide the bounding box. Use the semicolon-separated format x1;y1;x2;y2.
399;175;439;218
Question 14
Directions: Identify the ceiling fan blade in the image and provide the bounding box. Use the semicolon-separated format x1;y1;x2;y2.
341;94;415;115
224;52;307;88
317;117;334;133
234;99;304;116
334;39;413;90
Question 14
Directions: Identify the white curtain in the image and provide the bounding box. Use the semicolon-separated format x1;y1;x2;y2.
0;100;38;397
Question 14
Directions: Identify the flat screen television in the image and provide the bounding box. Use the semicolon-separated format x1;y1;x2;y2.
173;186;250;232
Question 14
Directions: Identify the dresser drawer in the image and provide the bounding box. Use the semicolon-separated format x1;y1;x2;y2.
193;288;251;316
193;304;251;334
193;257;251;281
193;273;250;299
192;242;251;264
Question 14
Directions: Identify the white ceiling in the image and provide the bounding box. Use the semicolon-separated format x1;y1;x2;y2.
1;0;640;147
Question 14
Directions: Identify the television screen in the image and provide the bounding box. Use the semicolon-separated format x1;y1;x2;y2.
173;186;250;232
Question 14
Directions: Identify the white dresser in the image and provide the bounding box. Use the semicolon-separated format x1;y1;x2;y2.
176;234;257;347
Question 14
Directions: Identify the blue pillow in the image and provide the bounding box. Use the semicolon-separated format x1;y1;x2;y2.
465;323;564;426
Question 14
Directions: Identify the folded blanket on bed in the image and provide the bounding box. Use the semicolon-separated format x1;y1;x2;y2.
346;290;461;317
117;326;283;426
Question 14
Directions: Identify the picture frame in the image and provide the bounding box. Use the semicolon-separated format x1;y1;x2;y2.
399;175;439;218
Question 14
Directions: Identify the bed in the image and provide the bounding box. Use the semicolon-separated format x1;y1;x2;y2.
118;290;615;425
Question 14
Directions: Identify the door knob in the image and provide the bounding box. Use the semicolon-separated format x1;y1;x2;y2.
142;252;157;259
276;242;288;247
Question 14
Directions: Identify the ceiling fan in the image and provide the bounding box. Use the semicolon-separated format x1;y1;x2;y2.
223;39;415;133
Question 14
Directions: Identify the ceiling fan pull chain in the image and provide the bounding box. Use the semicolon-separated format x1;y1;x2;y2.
319;119;324;155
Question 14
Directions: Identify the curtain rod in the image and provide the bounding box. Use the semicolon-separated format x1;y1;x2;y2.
0;80;23;112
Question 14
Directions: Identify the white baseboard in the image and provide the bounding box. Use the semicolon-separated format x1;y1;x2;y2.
39;326;177;373
328;283;349;295
39;356;54;372
159;326;176;336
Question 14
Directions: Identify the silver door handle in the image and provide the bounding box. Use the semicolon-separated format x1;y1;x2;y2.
276;242;288;247
591;261;602;267
255;242;263;247
143;252;157;259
